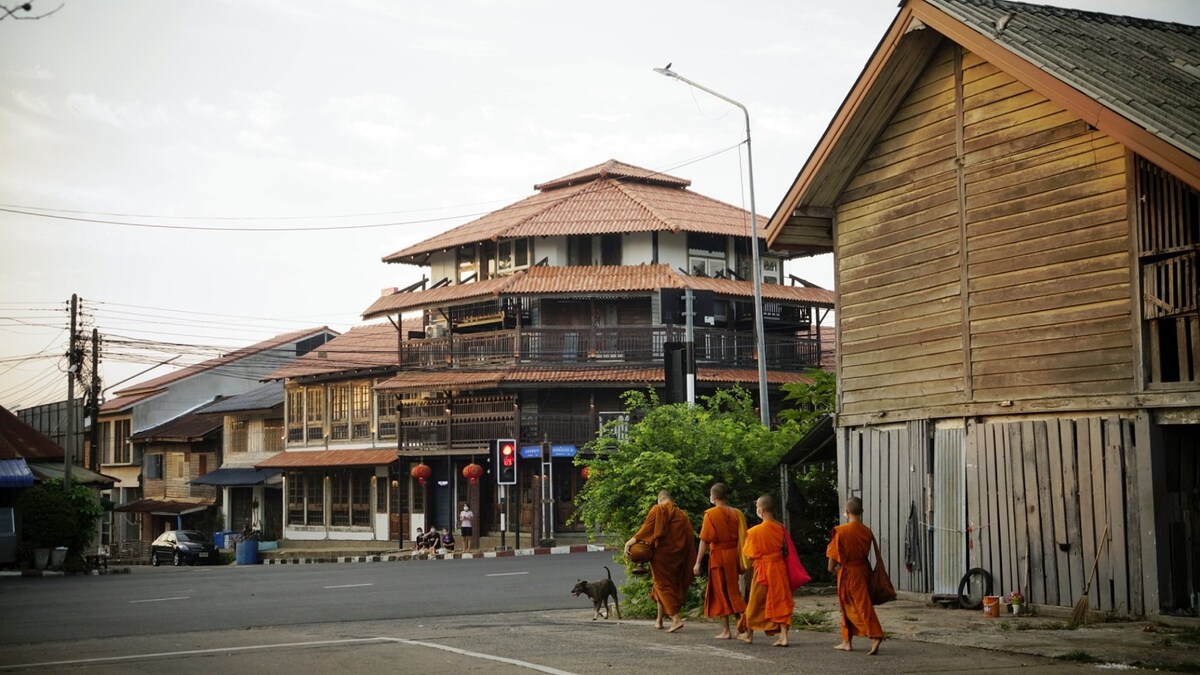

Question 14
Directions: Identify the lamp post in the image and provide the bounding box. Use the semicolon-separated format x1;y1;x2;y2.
653;66;770;426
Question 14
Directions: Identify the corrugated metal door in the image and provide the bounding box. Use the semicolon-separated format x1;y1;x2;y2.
932;427;966;595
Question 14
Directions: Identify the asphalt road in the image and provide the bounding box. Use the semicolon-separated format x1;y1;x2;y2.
0;554;1098;674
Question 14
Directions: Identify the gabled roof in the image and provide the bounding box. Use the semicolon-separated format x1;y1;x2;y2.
765;0;1200;250
129;400;224;443
109;326;337;401
381;160;768;265
363;265;835;319
0;404;64;460
199;382;284;415
266;320;418;381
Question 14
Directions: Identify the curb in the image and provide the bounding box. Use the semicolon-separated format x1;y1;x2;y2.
261;543;615;565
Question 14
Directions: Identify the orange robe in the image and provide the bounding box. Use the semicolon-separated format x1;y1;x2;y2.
737;520;792;633
633;502;696;616
698;505;747;617
826;521;884;640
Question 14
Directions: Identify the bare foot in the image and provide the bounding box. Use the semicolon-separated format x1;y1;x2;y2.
714;631;732;639
834;642;852;651
737;632;753;644
868;639;882;656
773;640;789;647
654;622;664;630
666;619;684;633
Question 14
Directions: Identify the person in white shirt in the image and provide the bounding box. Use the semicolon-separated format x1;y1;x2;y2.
459;503;475;552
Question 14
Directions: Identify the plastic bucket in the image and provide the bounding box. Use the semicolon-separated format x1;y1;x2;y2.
982;595;1000;618
235;539;260;565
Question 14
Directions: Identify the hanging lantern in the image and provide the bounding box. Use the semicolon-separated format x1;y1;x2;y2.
581;466;590;480
410;463;432;485
462;463;484;484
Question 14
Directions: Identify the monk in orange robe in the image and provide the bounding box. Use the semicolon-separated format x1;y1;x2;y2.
826;496;884;655
625;490;696;632
693;483;747;639
736;495;792;647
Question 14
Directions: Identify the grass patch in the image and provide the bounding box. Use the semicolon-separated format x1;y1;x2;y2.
997;620;1012;632
1055;650;1099;663
792;609;834;632
1016;620;1076;632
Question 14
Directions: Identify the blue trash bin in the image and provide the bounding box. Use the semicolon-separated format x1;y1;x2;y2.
235;539;260;565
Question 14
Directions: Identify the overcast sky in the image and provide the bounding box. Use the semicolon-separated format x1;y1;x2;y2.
2;0;1197;412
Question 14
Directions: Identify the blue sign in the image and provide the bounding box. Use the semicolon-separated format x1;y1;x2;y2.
519;446;541;459
551;445;577;458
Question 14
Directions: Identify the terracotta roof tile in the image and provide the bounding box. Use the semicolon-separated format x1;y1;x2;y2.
266;322;412;380
256;448;397;468
364;265;833;318
374;365;821;392
381;161;767;265
114;326;337;397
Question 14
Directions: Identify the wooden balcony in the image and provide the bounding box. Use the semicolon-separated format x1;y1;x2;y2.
399;325;821;371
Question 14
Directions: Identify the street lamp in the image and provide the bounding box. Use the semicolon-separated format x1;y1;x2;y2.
654;66;770;426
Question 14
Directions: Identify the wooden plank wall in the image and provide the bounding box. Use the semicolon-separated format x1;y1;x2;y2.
836;43;966;419
842;420;932;593
960;49;1134;402
965;415;1142;614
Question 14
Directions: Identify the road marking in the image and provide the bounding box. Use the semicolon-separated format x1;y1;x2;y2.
5;637;578;674
129;596;189;604
644;643;757;661
485;571;529;577
324;583;373;589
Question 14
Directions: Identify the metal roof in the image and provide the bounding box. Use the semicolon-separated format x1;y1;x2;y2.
190;467;281;486
199;382;284;415
114;498;212;515
0;458;34;488
0;404;64;460
129;401;225;442
929;0;1200;162
255;449;398;468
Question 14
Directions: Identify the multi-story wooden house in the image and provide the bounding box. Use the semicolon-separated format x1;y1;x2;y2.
766;0;1199;617
98;327;336;545
355;160;835;541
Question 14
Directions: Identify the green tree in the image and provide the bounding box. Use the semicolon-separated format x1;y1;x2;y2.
17;479;104;554
574;387;801;614
777;368;835;434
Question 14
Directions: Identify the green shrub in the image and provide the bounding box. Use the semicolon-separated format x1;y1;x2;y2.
17;479;104;554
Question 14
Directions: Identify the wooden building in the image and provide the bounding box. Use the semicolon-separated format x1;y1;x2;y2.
766;0;1199;617
360;160;835;541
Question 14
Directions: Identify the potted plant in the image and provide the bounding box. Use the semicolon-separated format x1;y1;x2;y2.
1007;590;1026;615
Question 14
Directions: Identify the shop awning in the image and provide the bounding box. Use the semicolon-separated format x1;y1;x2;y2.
190;467;282;486
0;458;34;488
256;449;397;468
114;498;212;516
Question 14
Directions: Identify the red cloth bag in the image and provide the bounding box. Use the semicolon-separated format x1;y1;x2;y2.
784;531;812;591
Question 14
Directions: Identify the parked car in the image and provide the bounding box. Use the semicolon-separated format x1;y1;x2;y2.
149;530;219;566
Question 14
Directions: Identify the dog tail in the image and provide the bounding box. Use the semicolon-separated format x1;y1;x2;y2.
604;565;611;581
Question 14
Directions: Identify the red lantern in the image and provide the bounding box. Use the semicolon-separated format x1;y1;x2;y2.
462;463;484;484
581;466;590;480
410;463;432;485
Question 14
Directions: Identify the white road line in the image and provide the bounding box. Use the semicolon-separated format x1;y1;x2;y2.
5;636;579;675
485;571;529;577
324;583;374;589
129;596;189;604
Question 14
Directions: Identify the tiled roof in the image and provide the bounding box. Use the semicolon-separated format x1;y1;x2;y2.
364;265;834;319
114;498;212;514
199;382;283;415
100;389;162;414
0;404;64;460
374;365;821;392
129;400;225;442
380;160;767;265
112;326;337;397
929;0;1200;162
265;322;412;381
255;448;398;468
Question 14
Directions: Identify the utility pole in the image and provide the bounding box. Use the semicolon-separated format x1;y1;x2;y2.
64;294;79;491
88;328;101;473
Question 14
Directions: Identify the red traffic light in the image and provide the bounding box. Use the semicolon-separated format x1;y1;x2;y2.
496;438;517;485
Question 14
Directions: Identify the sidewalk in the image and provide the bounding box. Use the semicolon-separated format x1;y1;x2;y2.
792;589;1200;672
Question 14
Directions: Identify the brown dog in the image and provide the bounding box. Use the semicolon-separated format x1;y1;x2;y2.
571;566;621;620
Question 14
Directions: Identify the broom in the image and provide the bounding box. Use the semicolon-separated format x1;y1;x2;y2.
1071;521;1110;625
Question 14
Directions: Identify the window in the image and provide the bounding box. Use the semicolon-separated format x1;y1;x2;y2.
177;453;186;479
229;419;248;454
145;454;163;480
351;471;371;527
198;454;207;476
352;382;372;440
264;418;284;454
1136;156;1199;385
762;257;781;285
105;418;131;464
330;385;350;440
457;245;478;283
306;387;325;442
567;235;593;266
287;472;305;524
331;470;349;526
286;389;304;443
377;392;397;440
306;473;324;525
514;238;530;268
600;234;621;266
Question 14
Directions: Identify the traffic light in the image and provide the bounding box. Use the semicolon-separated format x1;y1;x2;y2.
496;438;517;485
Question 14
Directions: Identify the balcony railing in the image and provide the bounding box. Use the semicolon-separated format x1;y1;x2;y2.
399;325;821;371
